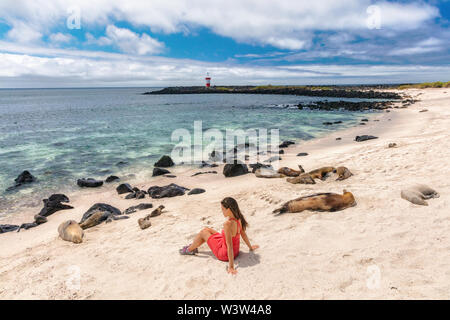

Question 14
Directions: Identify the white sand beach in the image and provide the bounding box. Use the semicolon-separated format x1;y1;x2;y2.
1;88;449;299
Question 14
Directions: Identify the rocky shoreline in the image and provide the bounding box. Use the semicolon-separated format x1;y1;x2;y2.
297;100;395;112
143;85;403;100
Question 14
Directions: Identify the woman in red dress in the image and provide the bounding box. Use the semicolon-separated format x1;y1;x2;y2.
179;197;259;274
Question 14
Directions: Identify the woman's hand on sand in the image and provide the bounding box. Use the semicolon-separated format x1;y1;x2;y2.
250;245;259;251
227;267;238;275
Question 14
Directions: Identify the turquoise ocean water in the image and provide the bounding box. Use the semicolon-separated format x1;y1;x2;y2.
0;87;379;215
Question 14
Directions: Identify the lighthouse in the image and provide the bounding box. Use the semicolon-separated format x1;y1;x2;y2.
205;72;211;88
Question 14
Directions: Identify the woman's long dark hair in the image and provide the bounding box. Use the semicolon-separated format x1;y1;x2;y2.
221;197;248;231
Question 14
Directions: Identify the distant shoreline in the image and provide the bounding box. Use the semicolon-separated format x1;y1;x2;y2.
143;85;403;100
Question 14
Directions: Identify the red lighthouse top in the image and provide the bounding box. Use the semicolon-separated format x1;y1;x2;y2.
205;72;211;88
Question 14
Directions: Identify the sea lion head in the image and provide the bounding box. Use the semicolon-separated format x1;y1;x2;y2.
342;189;357;207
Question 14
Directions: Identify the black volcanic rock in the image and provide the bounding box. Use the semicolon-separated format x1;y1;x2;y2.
153;168;170;177
223;163;249;177
154;155;174;167
188;188;206;195
279;141;295;148
147;183;189;199
125;193;136;199
191;171;217;177
6;170;36;191
38;195;73;217
116;183;134;194
15;171;35;184
106;175;120;183
0;224;20;234
199;161;219;168
296;152;308;157
77;178;103;188
123;203;153;215
355;135;378;142
48;194;69;203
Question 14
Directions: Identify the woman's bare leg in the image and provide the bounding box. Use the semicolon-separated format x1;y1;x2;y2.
188;227;217;251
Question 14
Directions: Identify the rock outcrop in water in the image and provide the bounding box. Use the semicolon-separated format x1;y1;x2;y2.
143;86;402;100
77;178;103;188
6;170;36;191
154;155;174;167
297;100;394;112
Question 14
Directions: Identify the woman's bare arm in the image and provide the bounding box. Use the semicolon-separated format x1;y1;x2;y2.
241;227;259;251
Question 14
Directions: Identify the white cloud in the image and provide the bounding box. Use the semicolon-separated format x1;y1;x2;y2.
0;45;449;88
49;33;74;44
6;21;42;43
0;0;440;50
104;25;164;55
83;26;164;55
389;37;444;56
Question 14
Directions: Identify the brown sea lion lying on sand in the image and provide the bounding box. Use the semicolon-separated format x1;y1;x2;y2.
273;190;356;214
334;166;353;181
286;173;316;184
401;184;439;206
58;220;84;244
308;167;335;180
138;205;165;230
277;165;305;177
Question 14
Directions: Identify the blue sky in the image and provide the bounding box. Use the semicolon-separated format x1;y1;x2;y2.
0;0;449;87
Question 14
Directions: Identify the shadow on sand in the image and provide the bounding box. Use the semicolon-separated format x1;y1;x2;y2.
236;251;261;268
196;250;261;269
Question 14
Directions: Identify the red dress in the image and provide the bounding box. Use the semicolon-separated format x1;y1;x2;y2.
207;218;241;261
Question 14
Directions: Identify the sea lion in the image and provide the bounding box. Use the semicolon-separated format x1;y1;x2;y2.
150;205;165;217
286;173;316;184
138;216;152;230
58;220;84;244
333;167;353;181
277;165;305;177
138;205;165;230
79;210;105;230
308;167;335;180
255;167;284;178
401;184;439;206
79;204;129;230
273;190;356;214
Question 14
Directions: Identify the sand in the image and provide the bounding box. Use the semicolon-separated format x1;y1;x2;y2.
1;88;449;299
